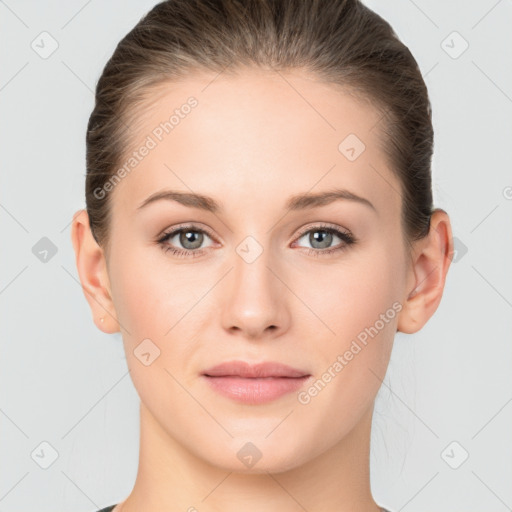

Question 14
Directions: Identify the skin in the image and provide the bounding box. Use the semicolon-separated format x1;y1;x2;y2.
71;67;453;512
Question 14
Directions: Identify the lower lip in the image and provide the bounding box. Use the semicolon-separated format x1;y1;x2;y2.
202;375;311;404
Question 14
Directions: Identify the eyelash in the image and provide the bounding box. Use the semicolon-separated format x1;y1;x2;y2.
156;222;356;259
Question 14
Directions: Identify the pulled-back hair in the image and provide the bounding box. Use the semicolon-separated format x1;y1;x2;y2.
86;0;434;254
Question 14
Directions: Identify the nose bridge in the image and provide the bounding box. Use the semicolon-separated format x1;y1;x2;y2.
221;235;287;336
234;242;272;297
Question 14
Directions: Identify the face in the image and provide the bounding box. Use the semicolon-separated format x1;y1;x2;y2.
104;67;410;472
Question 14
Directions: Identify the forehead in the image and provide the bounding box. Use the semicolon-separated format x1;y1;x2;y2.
110;67;401;219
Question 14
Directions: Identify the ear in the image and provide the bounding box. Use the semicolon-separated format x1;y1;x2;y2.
70;209;120;334
397;208;453;334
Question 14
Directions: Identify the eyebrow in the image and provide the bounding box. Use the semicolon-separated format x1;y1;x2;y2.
136;188;376;214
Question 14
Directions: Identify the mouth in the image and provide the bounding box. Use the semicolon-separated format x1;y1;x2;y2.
201;360;312;404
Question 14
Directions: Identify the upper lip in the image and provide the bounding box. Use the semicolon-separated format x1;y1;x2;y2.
202;360;310;378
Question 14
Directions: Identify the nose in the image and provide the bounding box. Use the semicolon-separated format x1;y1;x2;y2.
220;246;290;340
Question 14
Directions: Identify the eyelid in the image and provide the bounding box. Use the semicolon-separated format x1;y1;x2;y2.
293;222;353;240
157;222;217;241
157;222;350;242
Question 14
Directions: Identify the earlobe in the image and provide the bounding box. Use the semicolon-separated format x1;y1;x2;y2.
396;209;453;334
70;209;120;334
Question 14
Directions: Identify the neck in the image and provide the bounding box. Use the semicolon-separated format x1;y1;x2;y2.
118;402;381;512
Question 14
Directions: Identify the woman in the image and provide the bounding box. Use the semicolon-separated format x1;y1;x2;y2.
71;0;453;510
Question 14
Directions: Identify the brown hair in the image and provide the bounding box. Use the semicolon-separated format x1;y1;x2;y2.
86;0;434;255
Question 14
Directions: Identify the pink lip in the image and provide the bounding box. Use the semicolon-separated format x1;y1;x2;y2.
201;360;311;404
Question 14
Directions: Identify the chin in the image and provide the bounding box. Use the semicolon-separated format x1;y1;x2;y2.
197;434;311;475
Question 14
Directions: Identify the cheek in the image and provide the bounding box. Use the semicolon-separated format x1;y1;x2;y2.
109;265;162;338
109;245;203;338
108;247;214;391
294;250;401;416
293;242;405;411
107;250;200;405
302;250;402;344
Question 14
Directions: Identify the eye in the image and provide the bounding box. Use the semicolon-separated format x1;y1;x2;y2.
157;224;215;258
292;223;356;257
157;222;356;259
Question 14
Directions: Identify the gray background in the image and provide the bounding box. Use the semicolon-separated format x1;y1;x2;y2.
1;1;511;511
